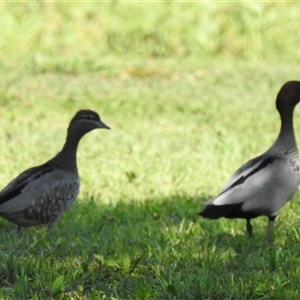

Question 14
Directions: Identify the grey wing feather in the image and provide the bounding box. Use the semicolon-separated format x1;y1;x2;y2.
220;155;265;193
0;163;54;205
204;156;265;205
207;155;290;206
0;169;72;214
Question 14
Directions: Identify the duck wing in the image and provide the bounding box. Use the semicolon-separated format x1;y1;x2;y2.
0;163;54;206
205;155;284;206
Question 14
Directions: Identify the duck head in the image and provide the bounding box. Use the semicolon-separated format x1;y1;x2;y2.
276;81;300;113
67;109;110;137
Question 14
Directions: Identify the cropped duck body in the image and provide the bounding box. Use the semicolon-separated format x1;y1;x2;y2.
0;110;110;231
199;81;300;237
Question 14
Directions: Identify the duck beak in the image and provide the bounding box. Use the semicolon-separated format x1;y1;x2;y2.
98;120;110;130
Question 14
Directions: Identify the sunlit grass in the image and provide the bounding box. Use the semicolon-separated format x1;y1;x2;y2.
1;3;300;299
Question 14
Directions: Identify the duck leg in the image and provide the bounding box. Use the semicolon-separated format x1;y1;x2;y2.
17;225;22;235
246;219;253;238
268;215;276;242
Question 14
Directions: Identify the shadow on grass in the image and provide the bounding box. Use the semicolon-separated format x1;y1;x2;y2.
0;193;298;259
1;195;300;299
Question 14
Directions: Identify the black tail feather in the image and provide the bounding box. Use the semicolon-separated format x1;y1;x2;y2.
199;203;260;220
199;204;236;219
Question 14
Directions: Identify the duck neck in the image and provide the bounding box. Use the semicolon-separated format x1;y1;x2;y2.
50;131;83;173
271;107;298;158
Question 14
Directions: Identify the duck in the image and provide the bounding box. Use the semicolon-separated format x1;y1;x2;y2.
199;81;300;238
0;109;110;232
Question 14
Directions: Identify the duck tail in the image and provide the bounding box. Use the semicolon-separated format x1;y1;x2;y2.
198;204;235;219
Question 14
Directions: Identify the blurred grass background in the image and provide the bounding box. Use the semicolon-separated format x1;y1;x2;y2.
1;2;300;68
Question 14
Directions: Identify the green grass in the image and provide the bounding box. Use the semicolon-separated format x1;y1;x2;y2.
1;3;300;299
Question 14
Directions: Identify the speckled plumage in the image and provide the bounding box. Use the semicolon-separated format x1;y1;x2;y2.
199;81;300;238
0;109;110;231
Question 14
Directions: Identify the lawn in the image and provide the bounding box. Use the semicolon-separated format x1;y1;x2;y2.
1;3;300;300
